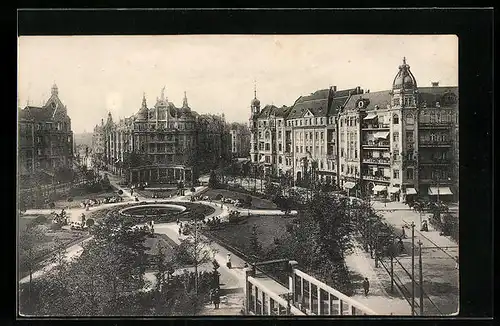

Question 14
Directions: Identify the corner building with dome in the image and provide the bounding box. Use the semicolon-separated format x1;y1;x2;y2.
250;58;458;202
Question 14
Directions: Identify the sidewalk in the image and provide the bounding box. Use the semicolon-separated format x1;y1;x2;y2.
344;241;411;315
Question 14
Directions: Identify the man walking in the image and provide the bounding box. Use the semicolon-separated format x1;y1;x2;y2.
213;288;220;309
226;253;232;269
363;277;370;296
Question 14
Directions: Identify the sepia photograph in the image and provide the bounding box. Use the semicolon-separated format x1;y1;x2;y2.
17;34;459;317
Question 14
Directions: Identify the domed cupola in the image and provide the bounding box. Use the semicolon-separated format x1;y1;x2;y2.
251;81;261;107
136;92;149;120
392;57;417;90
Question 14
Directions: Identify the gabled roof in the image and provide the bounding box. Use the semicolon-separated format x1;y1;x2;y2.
19;106;55;121
343;90;392;112
287;87;358;119
417;86;458;108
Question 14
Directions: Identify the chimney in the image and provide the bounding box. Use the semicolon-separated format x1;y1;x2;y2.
332;86;337;92
356;86;361;93
366;89;370;93
432;81;439;87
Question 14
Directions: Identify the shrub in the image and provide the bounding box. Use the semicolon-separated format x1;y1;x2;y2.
49;223;62;231
33;215;48;225
117;190;124;195
86;219;95;227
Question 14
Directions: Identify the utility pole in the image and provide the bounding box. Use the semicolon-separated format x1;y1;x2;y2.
411;221;415;316
390;236;394;293
418;240;424;316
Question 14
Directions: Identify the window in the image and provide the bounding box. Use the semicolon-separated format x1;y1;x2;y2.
393;169;400;179
340;119;343;127
265;131;270;140
316;132;319;139
309;119;312;125
355;149;358;159
393;114;399;124
320;132;324;140
315;118;318;125
278;131;282;139
393;132;399;142
406;131;414;142
300;146;303;153
300;120;303;126
341;164;344;172
321;118;324;124
278;143;282;151
278;156;282;164
259;132;262;139
406;113;414;125
305;133;308;140
296;146;299;153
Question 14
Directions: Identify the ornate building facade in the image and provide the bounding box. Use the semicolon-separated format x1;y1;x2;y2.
338;58;458;201
18;84;74;188
249;58;458;201
229;122;251;158
95;89;231;184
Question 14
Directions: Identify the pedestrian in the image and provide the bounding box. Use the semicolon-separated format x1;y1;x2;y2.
176;217;180;225
362;277;370;296
226;253;232;269
209;288;214;304
178;226;182;235
401;226;406;238
398;237;405;254
213;288;220;309
455;256;459;270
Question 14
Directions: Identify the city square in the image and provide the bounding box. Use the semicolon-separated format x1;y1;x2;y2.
17;34;459;317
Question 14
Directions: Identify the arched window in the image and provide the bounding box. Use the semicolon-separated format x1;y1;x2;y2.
393;114;399;124
265;143;270;151
406;168;414;180
406;113;414;125
265;131;270;140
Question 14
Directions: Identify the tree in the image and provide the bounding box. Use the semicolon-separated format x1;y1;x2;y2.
19;224;46;306
152;241;176;294
208;170;220;189
249;224;262;257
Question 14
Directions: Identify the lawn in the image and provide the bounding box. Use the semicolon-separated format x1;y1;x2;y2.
52;187;125;209
203;215;290;258
201;188;278;210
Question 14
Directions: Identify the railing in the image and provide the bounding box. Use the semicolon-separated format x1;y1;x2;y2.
362;141;390;148
361;124;390;129
418;140;452;146
419;159;451;165
362;158;391;165
362;175;391;182
246;275;305;316
419;121;452;128
292;269;377;315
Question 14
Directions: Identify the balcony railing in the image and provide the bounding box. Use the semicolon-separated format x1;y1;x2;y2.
418;140;452;146
362;175;391;182
419;158;452;165
418;121;453;129
362;158;391;165
361;123;390;130
362;141;390;148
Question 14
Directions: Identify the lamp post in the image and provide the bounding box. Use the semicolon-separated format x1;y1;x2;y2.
411;221;416;316
418;240;424;315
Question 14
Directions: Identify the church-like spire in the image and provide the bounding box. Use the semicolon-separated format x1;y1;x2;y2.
142;92;147;108
161;86;166;101
51;82;58;96
183;91;189;108
254;79;257;99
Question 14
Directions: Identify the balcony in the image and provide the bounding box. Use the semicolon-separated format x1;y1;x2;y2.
418;121;453;129
419;158;452;165
362;157;391;165
361;123;390;130
362;141;390;148
362;175;391;182
419;140;452;147
326;153;336;160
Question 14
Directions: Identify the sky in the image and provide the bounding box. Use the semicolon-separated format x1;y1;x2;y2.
18;35;458;134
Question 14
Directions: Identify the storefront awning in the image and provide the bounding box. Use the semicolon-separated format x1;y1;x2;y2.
373;185;387;192
428;187;453;196
343;182;356;189
374;131;390;139
388;187;400;194
405;188;417;195
363;113;378;120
